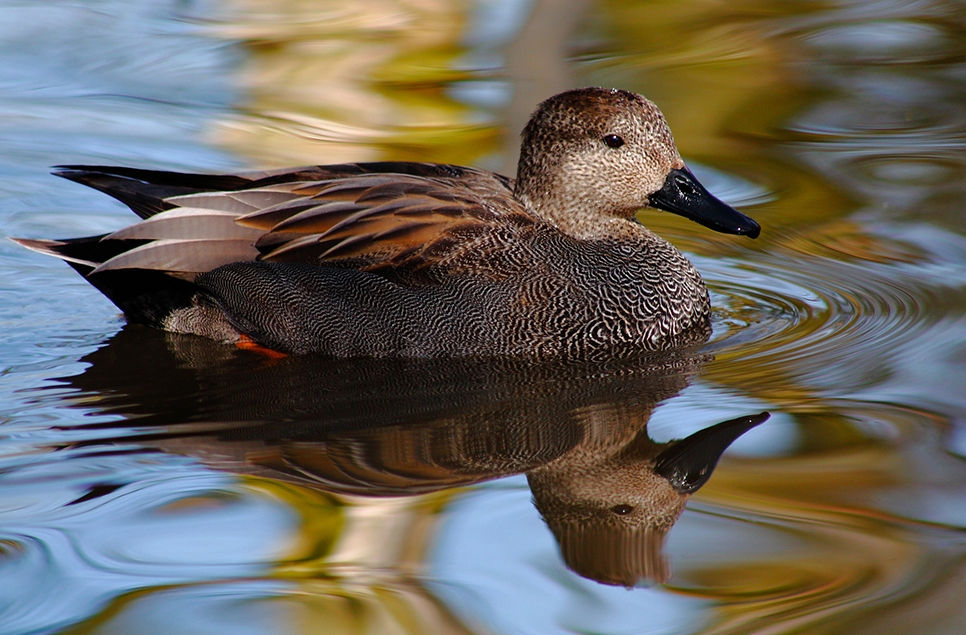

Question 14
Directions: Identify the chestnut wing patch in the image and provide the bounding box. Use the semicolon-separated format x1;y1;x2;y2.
233;173;514;269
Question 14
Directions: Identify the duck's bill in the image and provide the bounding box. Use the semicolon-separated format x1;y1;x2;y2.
654;412;770;494
648;167;760;238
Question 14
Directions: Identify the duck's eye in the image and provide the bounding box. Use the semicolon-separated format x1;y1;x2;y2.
611;504;634;515
603;134;625;149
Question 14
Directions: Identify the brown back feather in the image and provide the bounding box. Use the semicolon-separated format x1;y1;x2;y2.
228;171;529;270
42;163;528;278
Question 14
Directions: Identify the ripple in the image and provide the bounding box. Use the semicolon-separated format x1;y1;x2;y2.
853;155;956;185
0;450;300;634
0;532;93;634
801;20;950;63
790;100;964;142
690;162;776;208
673;494;966;634
700;235;948;393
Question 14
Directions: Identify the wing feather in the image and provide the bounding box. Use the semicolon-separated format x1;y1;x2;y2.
104;208;264;241
235;171;523;268
168;187;318;213
38;163;529;278
268;201;372;234
93;239;260;274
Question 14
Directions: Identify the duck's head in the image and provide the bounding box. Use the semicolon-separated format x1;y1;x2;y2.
515;87;760;239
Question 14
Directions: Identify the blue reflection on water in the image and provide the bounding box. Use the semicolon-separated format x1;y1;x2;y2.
0;448;295;635
0;3;280;633
431;477;712;635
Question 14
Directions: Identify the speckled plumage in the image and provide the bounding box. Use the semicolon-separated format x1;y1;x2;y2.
13;87;760;357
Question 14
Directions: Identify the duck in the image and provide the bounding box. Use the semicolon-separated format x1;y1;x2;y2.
13;87;760;357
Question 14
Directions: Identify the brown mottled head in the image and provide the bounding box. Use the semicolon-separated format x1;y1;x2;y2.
515;87;760;239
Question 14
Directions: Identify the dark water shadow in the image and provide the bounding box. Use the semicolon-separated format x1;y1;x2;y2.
54;324;767;587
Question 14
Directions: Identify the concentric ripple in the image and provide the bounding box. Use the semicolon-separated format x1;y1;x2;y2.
0;450;300;635
698;226;966;399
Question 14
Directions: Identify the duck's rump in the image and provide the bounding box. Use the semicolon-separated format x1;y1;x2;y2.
17;231;518;355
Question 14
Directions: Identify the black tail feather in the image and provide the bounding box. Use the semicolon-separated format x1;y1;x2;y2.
79;268;200;328
53;165;256;220
53;165;254;191
14;234;199;328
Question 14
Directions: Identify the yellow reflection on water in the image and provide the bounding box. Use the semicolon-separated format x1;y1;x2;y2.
250;481;473;635
205;0;497;167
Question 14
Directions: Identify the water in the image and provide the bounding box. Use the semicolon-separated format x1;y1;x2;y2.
2;0;966;633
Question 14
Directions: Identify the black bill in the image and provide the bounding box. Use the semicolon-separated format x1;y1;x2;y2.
654;412;770;494
648;166;760;238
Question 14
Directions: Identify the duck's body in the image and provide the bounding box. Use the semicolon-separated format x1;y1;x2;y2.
14;88;759;357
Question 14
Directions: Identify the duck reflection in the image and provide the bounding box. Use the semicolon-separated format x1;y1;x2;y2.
63;324;766;587
529;411;765;585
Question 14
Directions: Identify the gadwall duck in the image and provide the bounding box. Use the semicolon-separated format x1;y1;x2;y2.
14;87;760;356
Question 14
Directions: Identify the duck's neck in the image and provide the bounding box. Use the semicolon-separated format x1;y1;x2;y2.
515;187;645;242
514;149;646;240
514;175;647;240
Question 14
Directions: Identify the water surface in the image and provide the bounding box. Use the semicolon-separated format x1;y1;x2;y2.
3;0;966;634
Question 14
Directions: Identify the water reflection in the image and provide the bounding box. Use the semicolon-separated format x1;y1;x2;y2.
3;0;966;632
57;326;765;587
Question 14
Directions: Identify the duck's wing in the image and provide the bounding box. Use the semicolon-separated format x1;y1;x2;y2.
48;163;527;278
239;170;528;271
